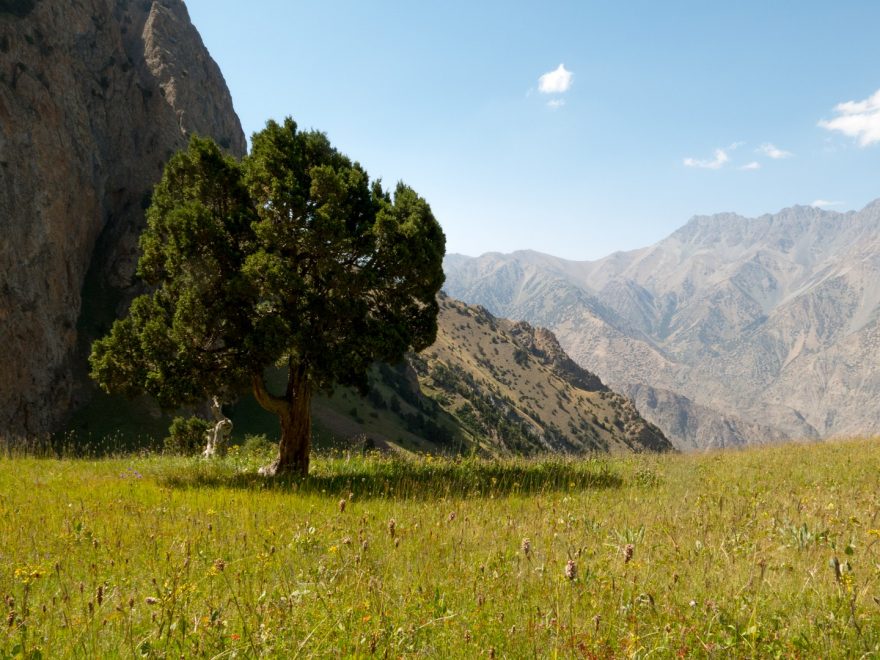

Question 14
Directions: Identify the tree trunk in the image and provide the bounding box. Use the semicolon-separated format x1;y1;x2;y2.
275;378;312;475
253;364;312;477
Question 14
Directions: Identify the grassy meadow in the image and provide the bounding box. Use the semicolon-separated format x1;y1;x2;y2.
1;440;879;657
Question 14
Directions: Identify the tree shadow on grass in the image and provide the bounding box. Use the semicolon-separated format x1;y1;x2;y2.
156;456;623;500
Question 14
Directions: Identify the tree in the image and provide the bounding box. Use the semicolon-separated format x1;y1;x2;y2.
89;118;446;475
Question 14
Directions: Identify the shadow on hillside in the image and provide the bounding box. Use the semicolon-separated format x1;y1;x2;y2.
157;457;623;499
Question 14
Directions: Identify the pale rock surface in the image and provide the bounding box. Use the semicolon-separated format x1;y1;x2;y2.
444;201;880;449
0;0;244;437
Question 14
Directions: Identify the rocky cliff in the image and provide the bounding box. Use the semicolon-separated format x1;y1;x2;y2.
0;0;245;437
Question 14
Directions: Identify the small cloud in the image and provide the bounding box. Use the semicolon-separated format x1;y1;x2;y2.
819;88;880;146
810;199;844;208
728;141;746;150
546;98;565;110
683;148;729;170
538;64;573;94
758;143;793;159
740;161;761;170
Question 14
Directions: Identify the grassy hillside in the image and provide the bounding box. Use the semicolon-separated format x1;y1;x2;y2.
1;439;878;656
65;294;671;456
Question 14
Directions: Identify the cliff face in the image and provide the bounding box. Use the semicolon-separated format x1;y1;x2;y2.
0;0;245;437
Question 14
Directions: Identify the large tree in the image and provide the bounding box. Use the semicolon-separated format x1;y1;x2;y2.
90;118;446;475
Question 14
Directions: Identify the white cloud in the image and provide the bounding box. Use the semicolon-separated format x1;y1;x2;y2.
819;89;880;146
683;148;729;170
758;143;793;159
546;98;565;110
538;64;573;94
740;161;761;170
811;199;844;208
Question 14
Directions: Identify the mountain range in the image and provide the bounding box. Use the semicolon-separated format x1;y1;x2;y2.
444;201;880;449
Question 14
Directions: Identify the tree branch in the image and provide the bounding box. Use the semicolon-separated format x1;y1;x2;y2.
251;372;288;415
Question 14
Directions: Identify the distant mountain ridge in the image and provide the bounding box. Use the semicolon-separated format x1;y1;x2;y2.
443;199;880;449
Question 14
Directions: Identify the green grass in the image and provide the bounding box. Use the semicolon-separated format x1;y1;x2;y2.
1;440;879;657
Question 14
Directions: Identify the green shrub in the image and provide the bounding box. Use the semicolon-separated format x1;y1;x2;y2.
164;416;211;455
241;433;275;458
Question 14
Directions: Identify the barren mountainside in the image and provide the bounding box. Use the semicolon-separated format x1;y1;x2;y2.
444;200;880;449
404;294;672;454
0;0;245;437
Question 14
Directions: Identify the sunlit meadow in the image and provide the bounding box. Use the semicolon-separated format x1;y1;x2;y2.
1;439;879;657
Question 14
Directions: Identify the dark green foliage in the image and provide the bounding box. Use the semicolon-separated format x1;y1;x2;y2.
90;137;259;407
241;433;274;458
89;118;445;471
241;119;445;394
164;416;210;455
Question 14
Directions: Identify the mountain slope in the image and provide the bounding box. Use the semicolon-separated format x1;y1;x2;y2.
444;200;880;448
406;294;671;454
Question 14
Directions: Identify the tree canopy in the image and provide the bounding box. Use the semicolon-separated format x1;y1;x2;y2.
90;118;446;474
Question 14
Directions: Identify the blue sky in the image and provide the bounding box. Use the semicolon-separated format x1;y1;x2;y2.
186;1;880;259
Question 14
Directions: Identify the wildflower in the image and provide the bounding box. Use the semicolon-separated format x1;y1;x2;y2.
565;559;577;581
388;518;396;538
521;538;531;557
145;597;159;605
342;536;352;545
623;543;634;563
448;512;456;522
338;499;346;513
96;585;103;606
14;565;44;586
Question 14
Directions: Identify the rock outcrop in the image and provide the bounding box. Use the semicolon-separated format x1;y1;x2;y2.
0;0;245;437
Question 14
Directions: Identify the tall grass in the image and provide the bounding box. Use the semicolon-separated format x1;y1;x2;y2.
0;440;878;657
